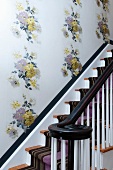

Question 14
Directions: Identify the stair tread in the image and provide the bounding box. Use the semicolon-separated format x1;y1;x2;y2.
65;101;79;104
75;88;89;91
9;164;28;170
25;145;42;152
40;130;49;134
107;50;112;52
53;114;69;118
95;144;113;153
90;168;107;170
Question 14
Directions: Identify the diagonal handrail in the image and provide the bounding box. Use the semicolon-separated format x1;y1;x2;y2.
55;51;113;128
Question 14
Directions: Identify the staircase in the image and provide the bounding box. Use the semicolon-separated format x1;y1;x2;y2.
2;43;113;170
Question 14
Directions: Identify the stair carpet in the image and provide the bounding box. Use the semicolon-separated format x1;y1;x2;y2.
9;55;113;169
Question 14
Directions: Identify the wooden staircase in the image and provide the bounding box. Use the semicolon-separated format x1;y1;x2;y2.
7;48;113;170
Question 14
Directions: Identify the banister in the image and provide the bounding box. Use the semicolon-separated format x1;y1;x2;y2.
49;50;113;131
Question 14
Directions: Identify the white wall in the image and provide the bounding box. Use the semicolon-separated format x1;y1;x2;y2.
0;0;113;158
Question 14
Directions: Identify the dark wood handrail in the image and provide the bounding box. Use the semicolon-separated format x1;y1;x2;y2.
56;51;113;128
57;54;113;127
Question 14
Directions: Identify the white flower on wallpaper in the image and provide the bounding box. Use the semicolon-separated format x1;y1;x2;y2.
62;7;82;42
12;1;41;43
6;94;37;138
61;45;82;77
9;47;40;90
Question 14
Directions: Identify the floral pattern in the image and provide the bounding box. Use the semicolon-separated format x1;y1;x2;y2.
9;47;40;90
62;7;82;42
6;125;18;139
61;45;82;77
12;1;41;43
96;14;110;42
6;95;37;138
73;0;82;7
96;0;109;11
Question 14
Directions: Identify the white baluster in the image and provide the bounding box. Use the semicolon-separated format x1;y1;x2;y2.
78;140;81;170
81;140;84;170
106;78;109;147
92;98;95;170
83;139;87;170
97;91;100;170
87;105;90;126
51;137;54;170
102;84;105;149
110;73;113;146
74;140;78;170
81;112;84;125
61;140;66;170
51;138;57;170
81;112;84;169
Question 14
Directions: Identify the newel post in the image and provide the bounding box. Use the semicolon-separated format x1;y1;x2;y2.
48;123;92;170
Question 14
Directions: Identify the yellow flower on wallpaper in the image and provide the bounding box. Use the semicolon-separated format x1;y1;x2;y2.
12;101;21;109
76;34;80;41
9;47;40;90
72;25;79;32
7;95;37;137
73;71;79;76
96;13;110;42
62;45;82;77
71;21;78;27
25;63;37;78
30;80;37;88
32;34;38;41
76;0;81;5
64;9;70;15
63;7;82;42
24;63;34;71
16;2;24;11
96;0;109;11
12;1;41;43
71;58;79;70
28;23;36;32
97;14;101;20
13;52;22;59
26;69;36;78
27;17;35;25
73;0;82;6
64;48;70;54
30;52;37;59
23;111;35;126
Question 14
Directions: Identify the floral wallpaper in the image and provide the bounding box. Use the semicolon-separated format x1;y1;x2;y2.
62;1;82;77
6;0;41;139
62;45;82;77
96;0;109;11
96;14;110;41
9;47;40;90
96;0;110;42
6;95;37;138
73;0;82;7
62;7;82;42
12;1;41;43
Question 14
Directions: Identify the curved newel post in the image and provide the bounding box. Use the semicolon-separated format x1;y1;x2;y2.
49;124;92;170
